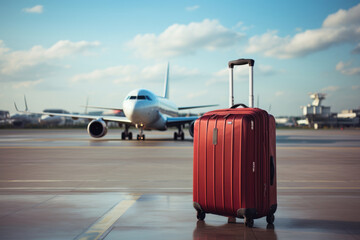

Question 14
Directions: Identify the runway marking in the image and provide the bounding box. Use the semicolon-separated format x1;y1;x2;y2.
277;146;360;150
0;187;193;191
278;187;360;190
0;146;193;149
278;180;360;183
1;146;360;150
75;195;140;240
1;179;359;183
0;187;359;191
0;180;131;183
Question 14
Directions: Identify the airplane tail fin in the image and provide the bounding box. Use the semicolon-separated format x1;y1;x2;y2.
14;102;19;112
163;62;169;99
14;95;29;112
24;95;28;111
85;97;89;114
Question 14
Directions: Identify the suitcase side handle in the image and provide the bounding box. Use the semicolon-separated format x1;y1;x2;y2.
270;156;275;186
230;103;248;109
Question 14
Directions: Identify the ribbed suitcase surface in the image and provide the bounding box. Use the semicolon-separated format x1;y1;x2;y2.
193;107;277;226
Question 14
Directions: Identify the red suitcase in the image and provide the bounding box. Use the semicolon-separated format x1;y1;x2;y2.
193;59;277;227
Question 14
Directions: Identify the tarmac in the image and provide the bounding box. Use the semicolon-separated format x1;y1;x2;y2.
0;128;359;240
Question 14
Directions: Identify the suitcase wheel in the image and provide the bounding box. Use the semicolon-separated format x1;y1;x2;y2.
244;217;254;228
196;211;206;221
266;214;275;224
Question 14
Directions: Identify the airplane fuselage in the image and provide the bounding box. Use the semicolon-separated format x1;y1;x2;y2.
123;89;178;131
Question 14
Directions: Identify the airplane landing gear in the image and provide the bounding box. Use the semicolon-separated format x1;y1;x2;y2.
137;126;145;140
121;125;133;140
174;126;185;141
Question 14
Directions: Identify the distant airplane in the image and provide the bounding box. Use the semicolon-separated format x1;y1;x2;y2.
15;63;217;140
11;99;40;127
39;109;72;126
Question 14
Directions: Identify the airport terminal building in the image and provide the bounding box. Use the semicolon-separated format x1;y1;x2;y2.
301;93;360;129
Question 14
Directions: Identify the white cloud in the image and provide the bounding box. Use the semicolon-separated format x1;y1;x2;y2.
352;85;360;90
186;5;199;11
186;90;207;99
275;91;284;97
258;65;278;75
128;19;244;59
246;3;360;59
72;65;138;83
0;40;101;75
321;86;340;92
22;5;43;14
207;64;277;85
336;61;360;76
322;4;360;28
233;21;253;31
0;40;9;55
71;63;200;84
234;22;244;28
12;79;43;89
215;66;248;78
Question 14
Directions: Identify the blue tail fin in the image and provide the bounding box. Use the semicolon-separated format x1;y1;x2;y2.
163;62;169;99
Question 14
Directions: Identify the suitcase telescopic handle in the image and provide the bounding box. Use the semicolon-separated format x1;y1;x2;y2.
228;58;255;108
230;103;248;109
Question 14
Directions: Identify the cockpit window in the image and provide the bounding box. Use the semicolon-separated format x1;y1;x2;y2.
126;95;152;101
137;95;146;100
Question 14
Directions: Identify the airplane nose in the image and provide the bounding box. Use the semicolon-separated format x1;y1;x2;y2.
131;102;149;121
123;100;156;124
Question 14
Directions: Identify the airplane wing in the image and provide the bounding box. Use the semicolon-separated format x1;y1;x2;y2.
165;116;199;127
14;103;132;124
80;105;123;111
167;104;218;128
178;104;218;110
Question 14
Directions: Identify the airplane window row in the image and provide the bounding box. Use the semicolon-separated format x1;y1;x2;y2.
127;95;152;101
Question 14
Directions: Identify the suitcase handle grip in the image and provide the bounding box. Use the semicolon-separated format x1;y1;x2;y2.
228;59;255;68
230;103;248;109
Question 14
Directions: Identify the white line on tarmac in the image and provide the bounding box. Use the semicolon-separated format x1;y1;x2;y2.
1;146;359;150
278;180;360;183
0;187;193;191
75;195;140;240
0;180;129;182
0;187;359;191
1;179;359;183
277;146;360;150
0;146;192;149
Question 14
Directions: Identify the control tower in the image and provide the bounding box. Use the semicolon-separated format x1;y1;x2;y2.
301;93;335;129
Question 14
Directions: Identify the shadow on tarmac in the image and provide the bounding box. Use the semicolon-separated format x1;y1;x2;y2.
193;221;277;240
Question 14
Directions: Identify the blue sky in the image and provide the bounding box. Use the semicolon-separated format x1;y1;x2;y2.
0;0;359;116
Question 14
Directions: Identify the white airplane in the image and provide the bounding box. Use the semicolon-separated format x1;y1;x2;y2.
15;64;216;140
39;109;72;126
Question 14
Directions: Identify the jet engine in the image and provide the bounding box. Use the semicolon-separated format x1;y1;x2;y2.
189;120;195;138
87;119;108;138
